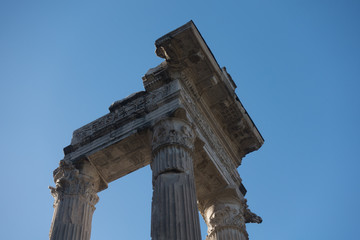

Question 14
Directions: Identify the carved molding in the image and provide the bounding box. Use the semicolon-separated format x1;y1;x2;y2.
152;118;195;152
156;20;264;165
242;199;263;224
70;79;180;148
142;61;171;91
180;86;242;186
49;160;99;207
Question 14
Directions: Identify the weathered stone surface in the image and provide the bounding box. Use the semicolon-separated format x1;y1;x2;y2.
200;188;248;240
49;160;100;240
199;187;262;240
151;118;201;240
49;21;263;239
150;21;264;167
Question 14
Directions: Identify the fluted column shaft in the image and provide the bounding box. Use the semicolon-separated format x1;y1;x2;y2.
207;228;245;240
49;160;99;240
151;118;201;240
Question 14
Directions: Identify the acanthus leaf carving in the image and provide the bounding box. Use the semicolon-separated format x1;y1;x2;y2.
242;198;263;224
49;160;99;207
203;200;247;239
152;118;195;152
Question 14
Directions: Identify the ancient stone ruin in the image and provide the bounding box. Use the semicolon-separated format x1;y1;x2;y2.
49;21;264;240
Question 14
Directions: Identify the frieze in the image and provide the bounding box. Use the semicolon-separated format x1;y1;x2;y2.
177;68;201;100
70;80;180;148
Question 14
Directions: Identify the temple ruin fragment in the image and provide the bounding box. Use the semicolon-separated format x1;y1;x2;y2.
49;21;264;240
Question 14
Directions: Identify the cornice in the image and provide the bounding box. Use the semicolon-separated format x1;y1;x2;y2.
152;21;264;167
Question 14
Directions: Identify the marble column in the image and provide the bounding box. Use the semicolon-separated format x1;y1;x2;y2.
49;160;99;240
202;192;248;240
151;118;201;240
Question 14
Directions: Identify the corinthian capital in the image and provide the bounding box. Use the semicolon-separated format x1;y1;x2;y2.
49;160;99;207
152;118;195;152
204;200;246;236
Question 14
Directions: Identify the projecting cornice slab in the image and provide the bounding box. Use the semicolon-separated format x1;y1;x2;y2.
144;21;264;167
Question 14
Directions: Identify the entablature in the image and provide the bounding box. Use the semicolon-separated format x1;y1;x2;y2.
60;21;263;196
144;21;264;167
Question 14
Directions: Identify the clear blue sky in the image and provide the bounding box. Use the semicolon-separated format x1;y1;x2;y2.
0;1;359;239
